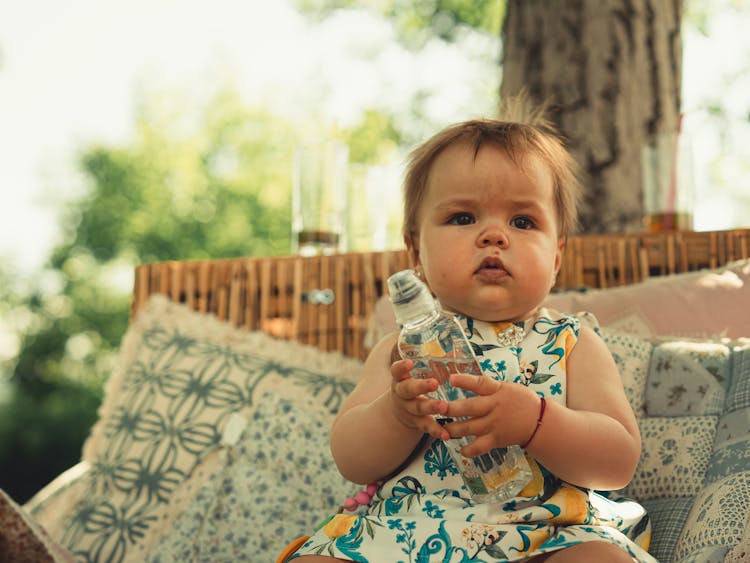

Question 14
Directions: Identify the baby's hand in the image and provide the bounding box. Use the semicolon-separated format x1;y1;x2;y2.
389;358;450;441
442;374;538;458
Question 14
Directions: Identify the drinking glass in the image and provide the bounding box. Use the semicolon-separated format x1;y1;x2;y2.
641;126;695;232
292;139;348;256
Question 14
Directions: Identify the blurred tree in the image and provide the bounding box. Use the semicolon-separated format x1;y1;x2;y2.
682;0;750;229
501;0;682;233
343;109;404;164
0;77;412;501
60;90;294;266
684;0;750;34
292;0;504;147
0;88;299;502
298;0;750;233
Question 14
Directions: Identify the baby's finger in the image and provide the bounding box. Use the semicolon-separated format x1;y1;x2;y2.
441;414;489;439
409;394;449;418
390;358;414;382
449;373;502;396
424;417;450;441
443;394;494;420
459;433;497;458
394;374;436;398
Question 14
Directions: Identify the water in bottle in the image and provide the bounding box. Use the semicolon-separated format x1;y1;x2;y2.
387;269;532;503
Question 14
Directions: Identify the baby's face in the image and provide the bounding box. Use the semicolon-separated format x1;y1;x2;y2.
411;142;563;323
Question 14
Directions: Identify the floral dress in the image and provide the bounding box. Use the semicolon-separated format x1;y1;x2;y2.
291;308;655;562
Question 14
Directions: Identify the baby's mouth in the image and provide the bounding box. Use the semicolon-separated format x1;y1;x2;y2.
475;257;509;280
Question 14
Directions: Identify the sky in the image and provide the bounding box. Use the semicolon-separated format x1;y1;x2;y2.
0;1;748;279
0;0;501;277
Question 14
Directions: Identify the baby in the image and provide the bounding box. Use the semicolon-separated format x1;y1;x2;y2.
288;111;654;562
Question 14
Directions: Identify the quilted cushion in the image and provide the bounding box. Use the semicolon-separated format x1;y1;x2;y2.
607;337;750;563
641;497;695;563
645;340;731;416
25;294;750;563
626;416;717;500
145;392;356;560
26;295;363;563
673;471;750;561
599;328;652;416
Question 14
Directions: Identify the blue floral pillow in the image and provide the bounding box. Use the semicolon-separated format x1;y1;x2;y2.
603;333;750;563
146;392;357;561
28;295;363;563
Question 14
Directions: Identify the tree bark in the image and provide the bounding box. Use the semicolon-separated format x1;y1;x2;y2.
500;0;682;233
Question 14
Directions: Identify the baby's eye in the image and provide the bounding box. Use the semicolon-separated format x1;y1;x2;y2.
448;212;475;226
511;216;535;230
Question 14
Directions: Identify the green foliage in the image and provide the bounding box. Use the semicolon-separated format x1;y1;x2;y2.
383;0;505;40
0;0;502;504
0;377;101;503
56;91;294;266
0;89;299;502
343;109;404;164
295;0;505;45
684;0;750;35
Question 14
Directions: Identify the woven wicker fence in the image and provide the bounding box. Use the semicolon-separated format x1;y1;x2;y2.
132;228;750;359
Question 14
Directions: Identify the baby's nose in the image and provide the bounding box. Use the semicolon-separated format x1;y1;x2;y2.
478;226;509;247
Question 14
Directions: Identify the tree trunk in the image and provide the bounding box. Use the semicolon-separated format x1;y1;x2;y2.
500;0;682;233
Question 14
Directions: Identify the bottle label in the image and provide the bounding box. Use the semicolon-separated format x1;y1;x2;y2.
398;313;531;502
400;320;482;399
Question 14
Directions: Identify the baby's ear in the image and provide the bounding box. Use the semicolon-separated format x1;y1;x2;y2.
553;237;566;274
405;233;421;269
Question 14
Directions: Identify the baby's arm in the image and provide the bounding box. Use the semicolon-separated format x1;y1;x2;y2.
329;332;449;485
445;325;640;491
526;325;641;489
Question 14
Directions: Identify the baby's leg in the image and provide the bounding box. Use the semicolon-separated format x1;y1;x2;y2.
535;541;635;562
289;543;636;562
289;556;350;562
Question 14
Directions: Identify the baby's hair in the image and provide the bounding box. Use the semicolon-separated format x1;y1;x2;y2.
402;97;581;242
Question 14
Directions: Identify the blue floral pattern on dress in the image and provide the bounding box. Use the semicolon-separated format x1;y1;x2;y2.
423;441;458;480
292;308;655;562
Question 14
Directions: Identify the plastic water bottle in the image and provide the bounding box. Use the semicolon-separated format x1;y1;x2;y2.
387;269;532;503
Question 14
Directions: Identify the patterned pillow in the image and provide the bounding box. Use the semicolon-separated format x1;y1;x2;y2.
23;462;90;543
726;532;750;562
673;471;750;561
599;328;651;416
678;546;732;563
145;392;356;560
28;295;363;563
625;416;717;500
645;340;731;416
601;335;750;562
640;497;695;563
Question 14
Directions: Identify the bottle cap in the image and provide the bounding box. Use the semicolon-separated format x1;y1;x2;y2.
387;270;438;325
387;269;421;304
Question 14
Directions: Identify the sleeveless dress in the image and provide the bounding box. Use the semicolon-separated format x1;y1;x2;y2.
291;308;655;562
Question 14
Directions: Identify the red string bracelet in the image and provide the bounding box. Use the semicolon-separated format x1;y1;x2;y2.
521;396;546;449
